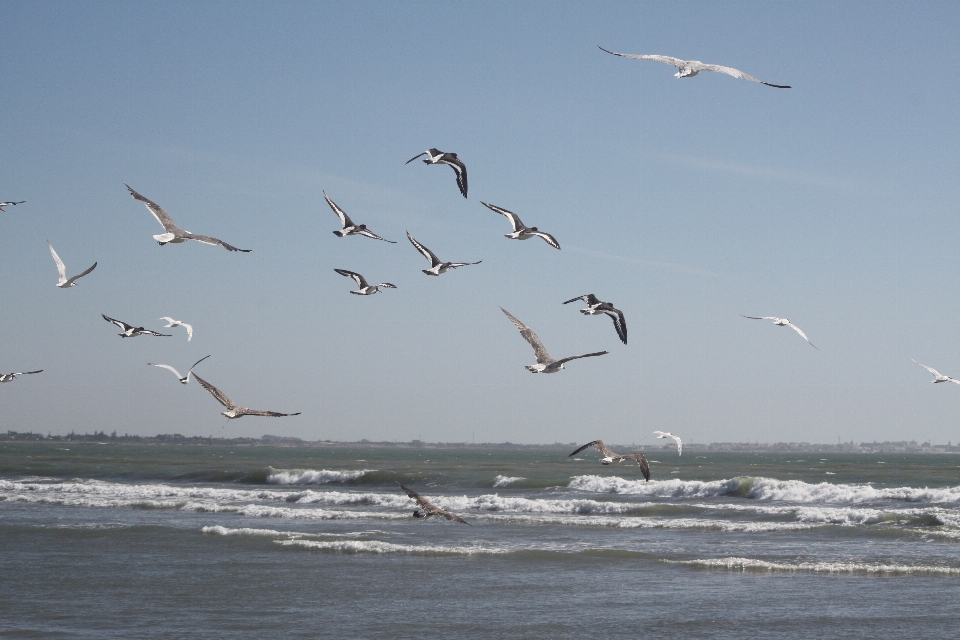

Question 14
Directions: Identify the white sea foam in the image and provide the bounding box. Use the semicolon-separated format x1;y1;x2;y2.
669;557;960;575
266;468;373;485
275;539;505;555
493;475;525;488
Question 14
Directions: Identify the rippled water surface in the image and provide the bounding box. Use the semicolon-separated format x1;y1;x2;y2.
2;442;960;638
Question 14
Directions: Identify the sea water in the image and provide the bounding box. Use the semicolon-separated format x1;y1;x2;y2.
2;442;959;638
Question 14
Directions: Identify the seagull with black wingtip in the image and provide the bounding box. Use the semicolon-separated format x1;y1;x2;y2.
481;201;560;250
405;148;468;198
334;269;397;295
147;355;211;385
406;232;480;276
102;314;171;338
599;46;791;88
563;294;626;345
324;191;395;243
569;440;650;481
0;370;42;383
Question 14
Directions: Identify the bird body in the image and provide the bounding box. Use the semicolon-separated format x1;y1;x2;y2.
742;316;817;349
102;314;171;338
0;370;42;383
912;359;960;385
148;355;210;385
47;241;97;288
653;431;683;456
599;46;790;88
406;232;480;276
563;294;626;344
569;440;650;481
125;184;251;252
192;372;300;419
334;268;396;295
405;148;468;198
481;202;560;249
159;317;193;341
398;483;470;524
500;307;607;373
324;192;395;242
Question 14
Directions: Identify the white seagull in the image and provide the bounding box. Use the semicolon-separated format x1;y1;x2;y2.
569;440;650;481
742;316;818;349
398;483;470;525
0;370;42;383
653;431;683;456
598;46;791;88
102;314;171;338
405;148;468;198
324;192;395;243
0;200;25;212
147;355;211;385
334;268;397;295
406;232;481;276
125;184;251;252
159;317;193;341
192;372;301;419
563;294;627;345
501;307;607;374
912;359;960;385
481;202;560;250
47;241;97;288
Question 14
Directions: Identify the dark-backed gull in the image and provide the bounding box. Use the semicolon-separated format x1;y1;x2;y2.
324;192;395;242
569;439;650;481
406;232;481;276
563;294;626;345
102;314;171;338
405;148;468;198
481;202;560;249
334;268;397;295
398;483;470;524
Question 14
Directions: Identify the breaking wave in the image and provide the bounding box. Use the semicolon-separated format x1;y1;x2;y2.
493;475;525;488
265;468;373;485
275;539;505;555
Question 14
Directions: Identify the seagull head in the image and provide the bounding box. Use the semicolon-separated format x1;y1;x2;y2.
412;509;427;518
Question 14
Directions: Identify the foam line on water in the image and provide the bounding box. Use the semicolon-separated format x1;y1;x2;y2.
668;557;960;575
275;539;506;555
265;468;373;485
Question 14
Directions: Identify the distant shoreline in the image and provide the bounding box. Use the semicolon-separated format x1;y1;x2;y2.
2;430;958;454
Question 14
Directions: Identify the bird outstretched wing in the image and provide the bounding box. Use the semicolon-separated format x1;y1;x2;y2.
192;373;237;410
323;191;353;227
335;268;369;288
406;232;441;266
569;439;616;458
125;183;183;233
500;307;553;364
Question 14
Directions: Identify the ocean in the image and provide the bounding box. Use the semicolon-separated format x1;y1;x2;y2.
2;442;959;638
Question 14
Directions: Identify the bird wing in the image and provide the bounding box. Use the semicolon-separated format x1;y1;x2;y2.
500;307;553;364
159;317;176;327
432;506;470;525
785;322;818;349
697;63;790;88
530;231;561;250
0;201;26;207
10;371;43;377
148;363;184;379
181;232;251;252
599;47;687;68
192;373;237;410
64;262;97;287
102;314;133;332
377;283;398;289
569;439;616;458
617;453;651;481
186;355;211;379
323;191;353;227
140;330;172;337
356;228;396;243
481;202;524;232
742;316;777;320
47;242;67;283
448;158;467;198
399;483;431;509
912;360;942;377
406;232;440;266
602;308;627;344
405;151;428;164
446;261;482;269
239;409;301;417
654;431;682;455
563;294;591;305
553;351;609;367
125;184;183;233
182;322;193;341
335;268;369;288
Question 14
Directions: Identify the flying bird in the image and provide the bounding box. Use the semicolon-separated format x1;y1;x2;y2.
147;355;211;385
0;200;25;212
500;307;607;374
406;232;481;276
159;317;193;341
598;46;791;88
101;314;171;338
47;241;97;288
481;202;560;250
912;359;960;385
334;268;397;295
405;148;468;198
563;294;626;345
398;483;470;525
0;370;42;383
192;372;301;419
124;184;251;252
653;431;683;456
742;316;818;349
568;440;650;481
324;192;395;242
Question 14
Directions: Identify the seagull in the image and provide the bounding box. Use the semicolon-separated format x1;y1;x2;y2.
405;148;468;198
47;241;97;288
324;192;396;243
147;355;211;385
481;202;560;250
912;359;960;385
159;317;193;341
742;316;818;349
598;46;791;88
398;483;470;525
192;372;301;419
0;370;42;383
334;268;397;295
568;440;650;481
406;232;481;276
124;184;251;252
0;200;25;212
653;431;682;456
563;294;627;345
500;307;607;374
101;314;171;338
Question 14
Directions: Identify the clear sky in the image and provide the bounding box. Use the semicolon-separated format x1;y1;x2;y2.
3;1;960;445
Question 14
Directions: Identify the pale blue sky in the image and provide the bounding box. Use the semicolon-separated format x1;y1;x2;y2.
3;1;960;444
